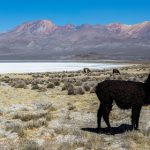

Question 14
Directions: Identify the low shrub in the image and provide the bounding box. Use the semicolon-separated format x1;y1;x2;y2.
47;82;55;88
13;110;47;121
18;139;44;150
5;120;25;137
31;84;39;90
67;86;76;95
76;87;85;95
83;83;90;91
25;118;48;129
13;80;28;89
38;86;47;92
54;81;60;86
74;80;82;86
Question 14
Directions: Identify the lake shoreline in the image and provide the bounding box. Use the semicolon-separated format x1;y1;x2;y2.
0;62;130;74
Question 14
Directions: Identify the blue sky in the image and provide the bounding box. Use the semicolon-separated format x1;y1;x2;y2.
0;0;150;31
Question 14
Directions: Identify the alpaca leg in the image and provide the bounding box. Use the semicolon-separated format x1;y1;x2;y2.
135;106;142;130
97;104;103;130
131;107;136;129
131;106;141;130
102;106;111;128
103;106;114;134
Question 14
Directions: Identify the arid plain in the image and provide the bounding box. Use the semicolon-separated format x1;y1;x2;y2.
0;63;150;150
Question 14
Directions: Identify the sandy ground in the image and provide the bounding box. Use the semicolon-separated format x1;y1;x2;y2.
0;63;149;150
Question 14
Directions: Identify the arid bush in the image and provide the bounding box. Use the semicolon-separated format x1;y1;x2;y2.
81;77;89;82
74;80;82;86
38;86;47;92
54;81;60;86
68;73;74;77
5;120;25;137
83;83;90;91
62;85;67;91
32;74;44;78
32;79;44;85
13;80;28;89
74;73;78;76
67;86;76;95
4;75;10;78
124;131;149;146
76;87;85;95
35;102;55;111
25;118;48;129
32;74;40;78
62;82;74;91
46;112;54;121
18;139;44;150
47;82;55;88
13;110;47;121
1;76;10;83
31;84;39;90
24;79;32;85
65;78;76;84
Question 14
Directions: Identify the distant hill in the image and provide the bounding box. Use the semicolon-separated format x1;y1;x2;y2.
0;20;150;61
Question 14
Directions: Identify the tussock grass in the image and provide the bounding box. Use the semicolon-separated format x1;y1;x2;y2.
13;110;48;121
5;120;25;137
25;118;48;129
123;131;150;149
18;138;44;150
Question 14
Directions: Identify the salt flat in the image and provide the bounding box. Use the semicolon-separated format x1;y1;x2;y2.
0;62;127;74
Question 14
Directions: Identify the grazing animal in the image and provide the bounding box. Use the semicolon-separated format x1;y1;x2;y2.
96;74;150;134
113;69;120;75
83;68;91;74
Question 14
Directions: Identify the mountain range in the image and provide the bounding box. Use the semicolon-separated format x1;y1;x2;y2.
0;20;150;61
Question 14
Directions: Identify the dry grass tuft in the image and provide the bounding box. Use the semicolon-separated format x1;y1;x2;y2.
25;118;48;129
18;138;44;150
13;110;48;121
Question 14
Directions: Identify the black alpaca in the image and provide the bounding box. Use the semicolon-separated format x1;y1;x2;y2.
96;74;150;133
83;68;91;74
113;69;120;75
